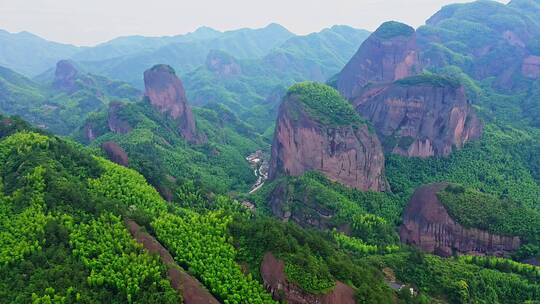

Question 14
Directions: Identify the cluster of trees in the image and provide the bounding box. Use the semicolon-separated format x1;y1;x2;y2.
69;213;178;303
88;158;168;218
152;211;275;304
386;124;540;209
229;216;395;303
370;252;540;303
253;171;401;246
0;165;50;266
332;230;398;256
287;82;364;126
459;255;540;281
437;184;540;242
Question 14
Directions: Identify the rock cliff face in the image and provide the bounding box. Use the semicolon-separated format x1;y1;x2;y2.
400;183;521;257
337;21;422;99
143;64;200;143
260;252;355;304
101;141;129;167
352;76;483;157
268;85;387;191
107;101;132;135
53;60;97;94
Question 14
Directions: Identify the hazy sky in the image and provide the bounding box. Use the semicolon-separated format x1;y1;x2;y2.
0;0;508;46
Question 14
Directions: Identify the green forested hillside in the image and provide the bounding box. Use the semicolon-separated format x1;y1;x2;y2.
0;65;139;135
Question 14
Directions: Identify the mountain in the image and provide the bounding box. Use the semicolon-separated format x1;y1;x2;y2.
143;64;201;143
0;29;80;76
336;22;482;158
78;23;295;87
77;65;265;199
337;21;421;99
0;61;139;135
352;74;482;157
268;82;387;191
400;183;523;256
184;26;371;134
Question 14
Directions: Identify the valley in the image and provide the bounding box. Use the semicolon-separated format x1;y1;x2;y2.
1;0;540;303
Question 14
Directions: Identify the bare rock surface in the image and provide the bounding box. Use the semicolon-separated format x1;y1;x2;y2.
400;183;521;257
260;252;355;304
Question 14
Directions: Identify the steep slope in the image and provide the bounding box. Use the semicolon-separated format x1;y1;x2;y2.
400;183;522;257
337;21;422;99
268;82;387;191
143;64;200;143
352;74;482;157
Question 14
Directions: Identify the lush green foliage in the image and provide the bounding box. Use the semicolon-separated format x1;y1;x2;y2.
437;184;540;241
253;171;401;246
0;166;50;266
287;81;364;126
152;211;275;304
374;21;415;39
69;213;177;303
229;215;395;302
88;158;168;217
386;124;540;209
370;252;540;303
0;65;138;135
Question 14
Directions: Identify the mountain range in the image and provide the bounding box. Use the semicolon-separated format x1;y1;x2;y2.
1;0;540;303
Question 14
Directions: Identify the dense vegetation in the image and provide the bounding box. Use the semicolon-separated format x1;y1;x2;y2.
287;82;364;126
373;21;415;39
369;252;540;303
0;65;138;135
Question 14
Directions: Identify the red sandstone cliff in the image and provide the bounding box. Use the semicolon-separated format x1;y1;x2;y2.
337;21;422;99
268;92;387;192
352;78;483;157
260;252;356;304
143;64;201;143
400;183;521;257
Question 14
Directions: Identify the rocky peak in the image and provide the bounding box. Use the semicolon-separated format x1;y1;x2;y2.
352;74;483;157
268;82;387;191
205;50;242;77
400;183;521;257
143;64;200;143
337;21;422;99
53;60;80;92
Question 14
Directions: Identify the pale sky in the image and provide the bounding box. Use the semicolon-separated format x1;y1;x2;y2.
0;0;508;46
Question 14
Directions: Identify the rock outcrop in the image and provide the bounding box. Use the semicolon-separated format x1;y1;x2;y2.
268;83;387;191
143;64;200;143
53;60;80;92
400;183;521;257
107;101;132;134
260;252;355;304
205;50;242;77
337;21;422;99
352;75;483;157
101;141;129;167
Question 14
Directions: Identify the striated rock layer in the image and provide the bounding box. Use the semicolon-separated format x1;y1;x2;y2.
260;252;355;304
400;183;521;257
352;78;483;157
337;21;422;99
143;64;200;143
268;93;387;191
